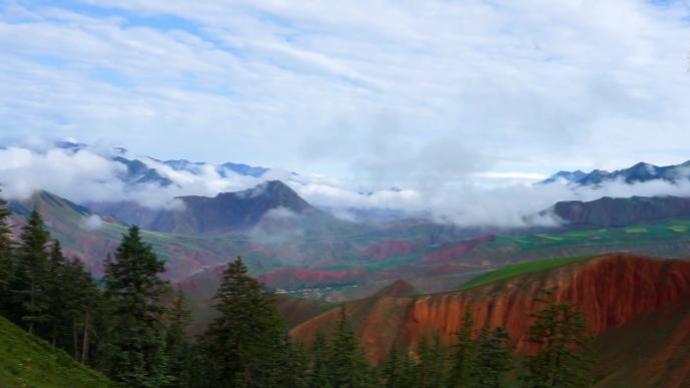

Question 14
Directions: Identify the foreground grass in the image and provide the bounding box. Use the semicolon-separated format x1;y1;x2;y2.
0;315;112;387
457;255;591;290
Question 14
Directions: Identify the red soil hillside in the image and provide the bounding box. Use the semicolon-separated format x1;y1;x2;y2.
291;254;690;367
370;279;419;298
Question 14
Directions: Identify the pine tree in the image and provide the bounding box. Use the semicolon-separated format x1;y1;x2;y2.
203;256;288;387
103;225;170;387
381;346;416;388
471;325;512;387
64;257;101;365
274;333;310;388
329;306;373;388
521;289;594;387
12;209;50;334
416;333;447;388
398;348;417;388
0;192;15;316
448;308;476;387
165;288;192;388
382;346;402;388
307;332;332;388
45;240;70;347
291;340;312;388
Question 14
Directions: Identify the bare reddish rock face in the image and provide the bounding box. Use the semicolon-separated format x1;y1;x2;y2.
291;254;690;364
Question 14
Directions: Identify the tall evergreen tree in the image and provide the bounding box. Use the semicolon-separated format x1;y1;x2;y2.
471;325;512;388
307;332;332;388
45;240;72;347
272;332;310;388
521;290;593;387
397;348;417;388
165;288;192;388
63;257;101;365
329;306;373;388
382;346;403;388
416;334;447;388
448;308;476;387
103;225;169;387
0;192;15;316
12;209;50;334
203;256;288;387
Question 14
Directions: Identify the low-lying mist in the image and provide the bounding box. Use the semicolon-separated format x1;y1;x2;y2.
2;142;690;229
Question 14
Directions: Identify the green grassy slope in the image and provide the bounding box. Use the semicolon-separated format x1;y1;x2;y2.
485;219;690;254
0;315;112;387
457;255;591;290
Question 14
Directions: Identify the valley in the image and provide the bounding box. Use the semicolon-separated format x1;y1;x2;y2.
6;4;690;385
5;154;690;386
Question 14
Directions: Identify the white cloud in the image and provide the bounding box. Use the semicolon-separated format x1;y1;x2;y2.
0;146;126;201
2;1;690;227
81;214;104;230
0;0;689;176
3;141;690;228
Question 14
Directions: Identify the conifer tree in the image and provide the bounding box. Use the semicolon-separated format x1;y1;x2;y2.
448;308;476;387
165;288;192;388
471;325;512;387
273;333;310;388
0;192;15;316
521;290;593;387
203;256;288;387
416;333;447;388
329;306;373;388
308;332;332;388
398;348;417;388
12;209;50;334
45;240;69;346
103;225;169;387
64;256;101;365
382;346;402;388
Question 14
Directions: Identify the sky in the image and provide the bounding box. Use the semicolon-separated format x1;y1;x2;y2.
2;0;690;189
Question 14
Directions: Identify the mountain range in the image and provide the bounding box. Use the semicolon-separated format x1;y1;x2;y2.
552;195;690;227
8;142;690;298
542;160;690;186
56;140;271;188
9;179;690;293
91;180;324;234
5;144;690;385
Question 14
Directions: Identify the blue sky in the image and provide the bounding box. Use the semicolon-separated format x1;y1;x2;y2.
2;0;690;187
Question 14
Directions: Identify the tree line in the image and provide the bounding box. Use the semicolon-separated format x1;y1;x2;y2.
0;195;593;387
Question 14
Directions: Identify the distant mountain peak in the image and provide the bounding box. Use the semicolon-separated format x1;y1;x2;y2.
371;279;418;298
255;180;295;195
145;180;320;234
541;159;690;186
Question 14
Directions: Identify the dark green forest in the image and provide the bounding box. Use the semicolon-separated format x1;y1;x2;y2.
0;193;593;387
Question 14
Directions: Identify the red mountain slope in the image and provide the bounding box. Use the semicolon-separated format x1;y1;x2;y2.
291;254;690;369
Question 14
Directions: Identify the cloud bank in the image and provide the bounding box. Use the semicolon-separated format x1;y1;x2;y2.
1;0;690;178
3;142;690;228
